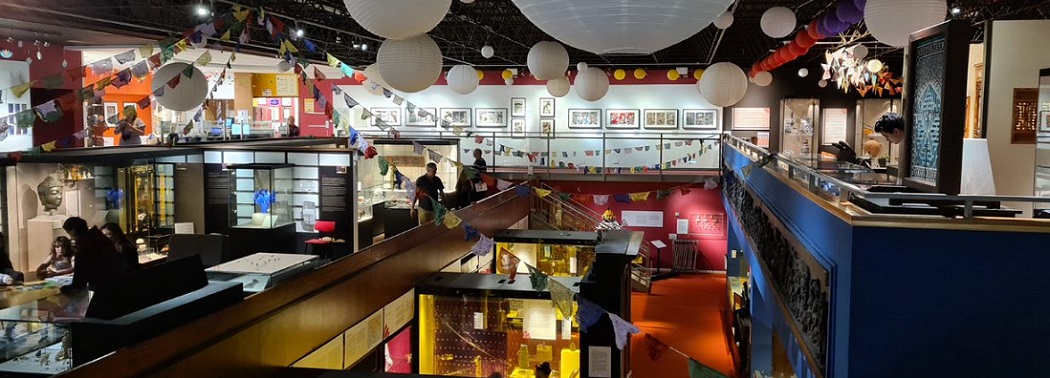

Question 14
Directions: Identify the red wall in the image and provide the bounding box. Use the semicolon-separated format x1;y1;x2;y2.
0;40;84;147
297;76;355;137
544;180;728;272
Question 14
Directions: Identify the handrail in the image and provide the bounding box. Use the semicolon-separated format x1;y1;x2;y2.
724;134;1050;219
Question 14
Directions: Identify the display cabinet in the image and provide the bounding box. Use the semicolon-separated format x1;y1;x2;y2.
779;98;820;159
365;139;461;238
1036;68;1050;216
416;273;581;378
494;230;599;278
205;253;318;293
855;99;902;168
0;285;90;377
226;163;296;258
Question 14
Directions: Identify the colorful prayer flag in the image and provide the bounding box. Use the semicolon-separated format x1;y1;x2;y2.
608;312;640;350
470;234;494;257
526;264;548;291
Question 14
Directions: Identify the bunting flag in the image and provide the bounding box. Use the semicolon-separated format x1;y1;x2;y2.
42;74;65;90
470;234;494;256
12;82;33;98
608;312;640;350
313;66;326;81
534;187;552;198
195;51;213;66
443;211;462;229
500;249;521;281
341;63;355;79
428;149;442;164
130;61;150;79
593;195;609;206
377;157;390;176
326;53;340;67
112;69;133;88
515;185;530;197
575;297;605;333
412;142;425;155
139;44;154;59
629;192;650;202
431;197;447;224
114;50;136;64
392;96;404;106
404;177;417;203
548;279;575;318
15;109;36;128
644;334;670;361
613;193;631;203
689;358;729;378
40;141;58;152
526;263;549;291
91;59;113;75
463;224;480;241
35;100;63;122
166;73;182;88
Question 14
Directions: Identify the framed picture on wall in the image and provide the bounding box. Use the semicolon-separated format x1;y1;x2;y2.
475;108;508;127
900;19;968;195
540;119;555;139
1040;111;1050;132
539;97;555;117
405;107;437;127
370;108;401;126
683;109;718;130
511;97;526;117
606;109;639;129
104;102;119;126
731;107;771;131
568;109;601;129
440;108;471;127
511;118;525;138
643;109;679;130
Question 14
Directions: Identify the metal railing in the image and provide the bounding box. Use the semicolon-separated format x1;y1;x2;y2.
724;134;1050;219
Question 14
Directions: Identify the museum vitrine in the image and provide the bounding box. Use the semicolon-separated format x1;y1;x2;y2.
227;163;294;229
416;273;581;378
0;285;90;376
1036;67;1050;216
779;98;820;159
493;230;599;278
361;139;460;237
855;98;902;168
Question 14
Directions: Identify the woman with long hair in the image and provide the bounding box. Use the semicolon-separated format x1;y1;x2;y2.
37;236;74;279
101;223;141;274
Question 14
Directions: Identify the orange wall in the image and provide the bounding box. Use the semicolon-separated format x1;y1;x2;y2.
84;68;154;145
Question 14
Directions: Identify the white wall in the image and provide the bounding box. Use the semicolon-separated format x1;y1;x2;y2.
0;60;32;153
986;20;1050;213
336;84;723;169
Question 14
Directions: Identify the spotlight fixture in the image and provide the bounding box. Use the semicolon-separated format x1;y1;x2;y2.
361;43;368;51
950;2;962;15
296;29;305;37
196;5;209;17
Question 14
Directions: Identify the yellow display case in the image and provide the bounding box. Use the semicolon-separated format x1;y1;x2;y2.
493;230;599;278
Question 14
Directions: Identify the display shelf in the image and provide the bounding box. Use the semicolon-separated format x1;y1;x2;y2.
227;163;294;229
780;98;820;160
494;230;599;278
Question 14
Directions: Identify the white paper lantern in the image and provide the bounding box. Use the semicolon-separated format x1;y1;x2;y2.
277;60;292;73
480;45;494;58
376;34;443;93
798;68;809;77
363;64;392;89
461;0;474;3
753;71;773;87
699;62;747;107
577;62;588;71
151;63;208;112
344;0;452;40
714;11;734;29
865;0;946;48
867;59;884;73
512;0;733;55
853;44;869;60
447;65;479;95
818;79;828;88
760;7;796;38
547;76;570;97
575;67;609;102
527;41;570;80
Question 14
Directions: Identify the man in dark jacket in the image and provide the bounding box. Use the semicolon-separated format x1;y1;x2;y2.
61;217;124;294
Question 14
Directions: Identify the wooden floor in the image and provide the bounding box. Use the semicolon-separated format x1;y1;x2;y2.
630;274;736;378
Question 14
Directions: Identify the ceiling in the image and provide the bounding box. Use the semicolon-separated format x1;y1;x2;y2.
4;0;1050;72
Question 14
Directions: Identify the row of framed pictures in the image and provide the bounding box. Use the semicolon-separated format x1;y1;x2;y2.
370;106;719;130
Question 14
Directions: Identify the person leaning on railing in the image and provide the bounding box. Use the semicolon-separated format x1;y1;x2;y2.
873;112;905;144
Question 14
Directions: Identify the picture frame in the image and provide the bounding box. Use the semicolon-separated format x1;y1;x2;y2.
440;108;471;127
474;108;508;127
510;118;525;138
511;97;526;117
731;107;771;131
683;109;718;130
540;119;555;139
900;19;968;195
567;109;601;129
104;102;119;126
540;98;555;117
643;109;679;130
370;107;401;127
605;109;640;129
1040;111;1050;132
405;107;437;127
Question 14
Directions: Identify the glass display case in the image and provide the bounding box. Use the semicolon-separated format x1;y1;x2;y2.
855;99;902;168
363;139;460;212
780;98;820;159
494;230;599;278
0;285;90;376
227;163;294;229
417;273;581;378
1036;68;1050;216
205;252;318;293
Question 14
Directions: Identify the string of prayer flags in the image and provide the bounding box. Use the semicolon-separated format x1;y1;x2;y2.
548;279;575;318
470;234;494;256
11;82;32;98
497;179;513;191
576;297;606;333
430;197;447;224
613;194;631;203
629;192;650;202
326;53;340;67
463;224;480;241
196;51;213;66
644;334;670;361
593;195;609;206
514;185;530;197
42;74;65;90
114;50;136;64
443;211;462;229
526;263;549;292
534;187;552;198
608;312;640;350
313;66;326;81
392;96;405;106
689;358;729;378
404;177;417;203
428;149;443;164
412;141;425;155
377;157;390;176
500;249;521;281
35;100;63;123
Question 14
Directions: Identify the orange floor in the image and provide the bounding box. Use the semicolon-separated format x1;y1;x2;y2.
630;274;736;378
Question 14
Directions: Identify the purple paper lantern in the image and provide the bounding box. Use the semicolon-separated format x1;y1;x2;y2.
817;16;836;37
836;1;864;24
823;13;851;34
853;0;867;10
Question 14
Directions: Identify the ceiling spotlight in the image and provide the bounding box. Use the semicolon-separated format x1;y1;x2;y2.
361;44;368;51
296;29;305;37
196;5;209;17
951;6;961;15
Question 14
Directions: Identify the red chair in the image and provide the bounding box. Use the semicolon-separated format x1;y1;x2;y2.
305;221;338;259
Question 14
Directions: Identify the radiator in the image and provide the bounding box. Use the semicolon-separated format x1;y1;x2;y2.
672;239;698;272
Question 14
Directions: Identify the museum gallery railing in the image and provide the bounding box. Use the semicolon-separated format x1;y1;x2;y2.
724;134;1050;220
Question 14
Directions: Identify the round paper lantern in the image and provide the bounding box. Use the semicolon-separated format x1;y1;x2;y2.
667;69;680;81
867;59;884;73
798;68;809;77
504;77;514;85
577;62;589;71
699;62;748;107
827;13;852;34
693;69;705;80
818;79;828;88
511;0;734;55
714;11;734;29
151;63;207;112
276;60;292;73
853;44;869;59
796;30;817;48
753;71;773;87
760;7;796;38
547;75;570;97
527;41;570;80
447;64;479;95
461;0;474;3
481;45;494;58
376;35;442;93
343;0;452;40
854;0;868;9
363;64;391;89
575;67;609;102
502;69;514;80
613;69;627;81
865;0;946;47
633;68;647;80
477;70;484;80
836;0;865;24
788;42;806;56
807;20;825;40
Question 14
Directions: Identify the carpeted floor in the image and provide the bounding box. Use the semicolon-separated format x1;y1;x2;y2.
630;274;736;378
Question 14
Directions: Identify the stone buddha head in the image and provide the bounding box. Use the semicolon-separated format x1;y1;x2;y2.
37;176;64;213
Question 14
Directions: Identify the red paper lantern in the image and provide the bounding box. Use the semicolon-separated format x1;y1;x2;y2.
796;30;817;48
806;20;824;40
788;42;806;56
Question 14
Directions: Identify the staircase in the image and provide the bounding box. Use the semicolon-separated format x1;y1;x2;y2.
530;183;652;293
